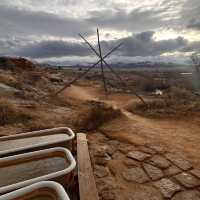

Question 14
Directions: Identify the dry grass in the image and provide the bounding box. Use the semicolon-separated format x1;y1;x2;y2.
24;119;57;131
0;98;33;126
0;73;20;88
126;87;200;118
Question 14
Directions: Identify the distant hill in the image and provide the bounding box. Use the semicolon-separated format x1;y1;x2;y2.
44;61;191;72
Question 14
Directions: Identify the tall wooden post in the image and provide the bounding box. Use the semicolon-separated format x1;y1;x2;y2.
97;28;107;92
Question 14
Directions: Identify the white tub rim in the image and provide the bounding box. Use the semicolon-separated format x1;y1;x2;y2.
0;181;70;200
0;147;76;194
0;127;75;156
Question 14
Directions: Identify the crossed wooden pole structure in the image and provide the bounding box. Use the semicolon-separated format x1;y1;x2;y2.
56;29;146;105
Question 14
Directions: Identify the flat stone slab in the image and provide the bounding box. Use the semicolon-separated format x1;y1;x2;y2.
172;190;200;200
148;155;171;169
128;188;163;200
165;153;192;170
143;163;164;181
164;165;182;176
190;169;200;179
139;146;156;155
153;178;181;198
94;166;110;178
107;140;120;146
122;167;150;183
127;151;151;161
147;144;166;153
174;172;200;188
95;153;111;166
100;190;116;200
123;158;140;167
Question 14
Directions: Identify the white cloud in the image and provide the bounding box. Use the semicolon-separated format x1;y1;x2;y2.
0;0;200;64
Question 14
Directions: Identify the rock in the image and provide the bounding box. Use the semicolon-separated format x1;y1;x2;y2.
49;76;63;83
106;146;116;156
122;167;150;183
153;178;181;198
148;155;171;169
143;163;164;181
112;151;125;160
101;190;116;200
96;177;119;192
118;144;136;154
147;144;166;153
190;169;200;179
0;83;20;95
93;145;116;157
172;190;200;200
139;146;156;155
95;154;111;166
108;160;121;176
93;146;108;157
127;151;151;161
174;172;200;188
164;165;182;176
165;153;192;170
97;178;120;200
94;165;110;178
123;158;140;168
107;140;120;146
128;188;163;200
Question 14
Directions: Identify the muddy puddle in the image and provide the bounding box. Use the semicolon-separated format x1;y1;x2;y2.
0;156;68;187
0;134;68;152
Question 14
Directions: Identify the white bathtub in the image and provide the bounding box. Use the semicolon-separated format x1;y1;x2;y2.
0;127;75;157
0;181;70;200
0;147;76;194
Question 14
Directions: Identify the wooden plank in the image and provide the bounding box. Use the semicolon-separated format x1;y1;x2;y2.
77;133;99;200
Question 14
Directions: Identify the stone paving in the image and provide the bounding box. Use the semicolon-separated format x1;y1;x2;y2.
88;133;200;200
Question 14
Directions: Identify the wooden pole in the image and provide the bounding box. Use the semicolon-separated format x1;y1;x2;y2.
97;28;107;92
55;43;123;95
79;33;147;105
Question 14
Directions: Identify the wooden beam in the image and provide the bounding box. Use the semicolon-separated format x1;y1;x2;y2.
77;133;99;200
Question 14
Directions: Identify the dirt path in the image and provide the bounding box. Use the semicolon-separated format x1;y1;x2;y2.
63;84;200;167
63;84;200;199
102;109;200;167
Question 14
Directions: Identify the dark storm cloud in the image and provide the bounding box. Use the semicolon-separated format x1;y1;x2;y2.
181;0;200;30
0;5;93;38
11;40;91;58
0;3;171;39
104;31;188;57
0;0;200;64
181;41;200;53
11;31;192;58
87;8;169;32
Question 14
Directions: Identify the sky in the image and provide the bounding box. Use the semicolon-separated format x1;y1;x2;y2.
0;0;200;65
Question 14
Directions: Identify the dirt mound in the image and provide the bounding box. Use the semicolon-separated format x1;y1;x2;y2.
0;57;37;71
0;57;59;100
74;101;122;131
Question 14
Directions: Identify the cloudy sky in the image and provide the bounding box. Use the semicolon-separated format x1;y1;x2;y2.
0;0;200;65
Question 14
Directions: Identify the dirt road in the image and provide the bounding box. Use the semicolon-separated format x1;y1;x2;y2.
63;84;200;167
